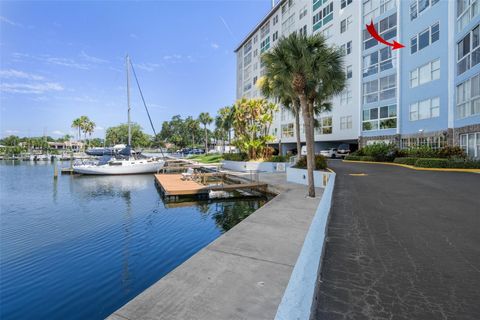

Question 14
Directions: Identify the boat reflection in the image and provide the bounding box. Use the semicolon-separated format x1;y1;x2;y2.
70;174;152;199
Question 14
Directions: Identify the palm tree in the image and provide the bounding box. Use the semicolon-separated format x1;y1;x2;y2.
71;118;82;141
218;106;234;150
261;33;345;197
198;112;213;153
83;120;96;148
185;116;199;147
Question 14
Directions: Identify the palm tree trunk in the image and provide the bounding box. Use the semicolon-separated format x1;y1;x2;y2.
204;126;208;153
294;110;301;158
300;95;315;197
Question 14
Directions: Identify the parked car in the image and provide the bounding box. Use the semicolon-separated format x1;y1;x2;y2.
336;144;351;158
320;148;338;158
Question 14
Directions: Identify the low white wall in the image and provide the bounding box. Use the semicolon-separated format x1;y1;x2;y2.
286;167;331;188
221;160;288;173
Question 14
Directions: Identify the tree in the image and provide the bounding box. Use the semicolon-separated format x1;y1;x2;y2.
218;107;234;149
83;119;96;148
185;116;200;147
232;98;277;160
198;112;213;153
71;118;82;141
105;123;151;148
261;33;345;197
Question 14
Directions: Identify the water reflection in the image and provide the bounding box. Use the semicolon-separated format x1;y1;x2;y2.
70;175;151;199
211;199;267;232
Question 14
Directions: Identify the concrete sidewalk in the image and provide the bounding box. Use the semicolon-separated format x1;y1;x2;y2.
108;173;323;320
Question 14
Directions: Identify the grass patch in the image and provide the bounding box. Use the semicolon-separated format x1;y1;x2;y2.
187;154;224;164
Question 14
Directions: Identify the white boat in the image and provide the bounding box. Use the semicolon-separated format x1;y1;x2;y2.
73;158;164;175
73;55;165;175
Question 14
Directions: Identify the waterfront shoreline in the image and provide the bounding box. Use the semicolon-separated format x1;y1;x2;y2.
108;173;324;320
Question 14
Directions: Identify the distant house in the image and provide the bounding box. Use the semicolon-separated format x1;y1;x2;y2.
48;141;84;151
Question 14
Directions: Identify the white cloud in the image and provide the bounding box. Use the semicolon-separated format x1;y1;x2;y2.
95;126;104;131
4;129;20;135
79;51;109;64
211;43;220;49
135;62;161;72
51;130;64;136
0;16;23;28
0;69;45;81
0;82;64;94
12;52;90;70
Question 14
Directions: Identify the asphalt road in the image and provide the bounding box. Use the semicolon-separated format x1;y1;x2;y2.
312;161;480;320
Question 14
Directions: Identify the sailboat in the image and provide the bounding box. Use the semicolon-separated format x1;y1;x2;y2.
73;55;165;175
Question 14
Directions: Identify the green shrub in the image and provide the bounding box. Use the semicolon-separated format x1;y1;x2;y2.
223;153;248;161
438;146;466;159
414;158;480;169
295;155;327;170
358;143;399;162
359;156;376;161
268;155;289;162
414;158;449;168
393;157;418;165
344;155;361;161
406;146;439;158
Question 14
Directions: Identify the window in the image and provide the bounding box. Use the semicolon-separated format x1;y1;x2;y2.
410;59;440;87
363;13;397;50
410;0;440;21
457;0;480;31
459;132;480;158
411;22;440;54
346;65;353;79
313;2;333;31
341;0;352;9
341;41;352;55
282;13;296;35
260;37;270;53
363;0;396;24
340;116;353;130
315;116;332;134
253;76;257;86
409;97;440;121
340;86;352;105
362;47;395;77
299;5;308;19
456;73;480;119
362;105;397;131
273;31;279;42
457;25;480;75
244;52;252;65
363;74;397;103
281;123;294;138
321;25;333;39
299;25;307;36
340;16;352;34
243;41;252;56
253;49;258;57
401;135;446;150
260;22;270;39
273;15;279;26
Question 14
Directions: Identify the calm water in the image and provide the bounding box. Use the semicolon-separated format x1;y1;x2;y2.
0;161;267;319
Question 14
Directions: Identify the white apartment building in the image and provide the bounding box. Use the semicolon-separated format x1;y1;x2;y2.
235;0;362;154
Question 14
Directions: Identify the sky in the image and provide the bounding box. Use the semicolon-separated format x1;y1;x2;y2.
0;0;274;138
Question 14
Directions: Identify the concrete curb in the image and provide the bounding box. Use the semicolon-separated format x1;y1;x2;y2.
274;172;336;320
342;160;480;173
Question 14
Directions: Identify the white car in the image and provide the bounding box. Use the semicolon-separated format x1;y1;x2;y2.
319;148;338;158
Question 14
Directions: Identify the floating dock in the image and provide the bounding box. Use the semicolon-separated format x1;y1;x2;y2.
154;173;268;201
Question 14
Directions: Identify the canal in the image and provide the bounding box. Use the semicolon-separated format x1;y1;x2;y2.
0;161;268;319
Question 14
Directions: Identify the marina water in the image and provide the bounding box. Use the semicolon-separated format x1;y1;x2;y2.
0;160;267;319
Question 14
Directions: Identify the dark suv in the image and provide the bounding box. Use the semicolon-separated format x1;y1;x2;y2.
337;144;351;158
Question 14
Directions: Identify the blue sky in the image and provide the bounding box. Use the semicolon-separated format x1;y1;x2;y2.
0;0;272;138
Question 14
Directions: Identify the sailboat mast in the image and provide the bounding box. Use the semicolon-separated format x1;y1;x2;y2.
126;55;132;146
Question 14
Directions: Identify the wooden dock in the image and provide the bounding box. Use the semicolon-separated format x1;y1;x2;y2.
154;173;268;201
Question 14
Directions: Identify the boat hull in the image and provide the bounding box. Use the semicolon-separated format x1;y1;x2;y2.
73;160;164;175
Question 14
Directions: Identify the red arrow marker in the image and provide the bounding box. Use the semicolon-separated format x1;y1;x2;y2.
366;20;404;50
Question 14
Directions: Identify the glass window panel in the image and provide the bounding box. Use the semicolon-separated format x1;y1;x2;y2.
431;59;440;80
419;0;429;13
410;1;417;20
418;99;430;119
419;29;430;50
431;97;440;117
431;23;440;43
471;74;480;97
380;106;389;118
472;26;479;48
370;108;378;119
411;69;419;87
388;105;397;117
419;64;431;84
363;109;370;121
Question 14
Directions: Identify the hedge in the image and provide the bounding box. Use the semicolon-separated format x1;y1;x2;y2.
414;158;480;169
344;155;376;162
223;153;248;161
295;155;327;170
393;157;418;165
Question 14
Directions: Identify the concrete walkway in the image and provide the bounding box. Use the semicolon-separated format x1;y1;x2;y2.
108;173;323;320
312;160;480;320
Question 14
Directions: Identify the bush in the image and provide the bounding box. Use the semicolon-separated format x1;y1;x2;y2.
438;146;466;159
268;155;289;162
393;157;418;165
223;153;248;161
405;146;439;158
414;158;480;169
357;143;399;162
344;155;361;161
295;155;327;170
359;156;376;161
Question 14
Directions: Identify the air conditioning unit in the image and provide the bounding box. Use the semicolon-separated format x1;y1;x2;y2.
276;163;286;172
